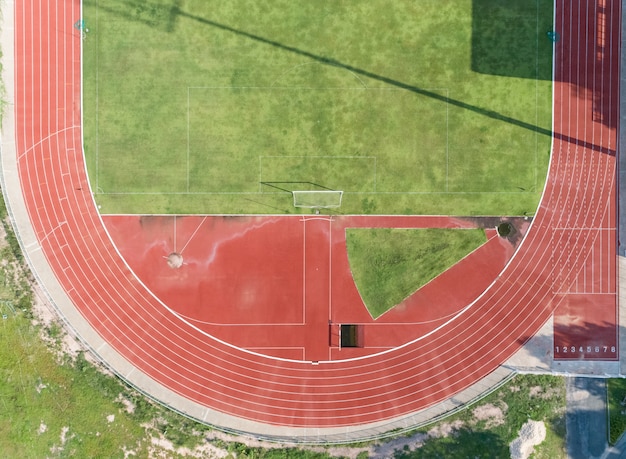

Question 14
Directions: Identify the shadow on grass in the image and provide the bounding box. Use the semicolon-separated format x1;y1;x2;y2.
84;0;616;154
471;0;553;81
260;182;335;193
472;0;619;132
392;428;508;459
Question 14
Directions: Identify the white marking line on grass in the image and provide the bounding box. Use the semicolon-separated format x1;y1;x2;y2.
188;86;454;90
95;0;100;191
374;156;377;192
96;190;536;196
187;87;190;193
258;156;262;193
260;155;377;158
446;88;449;192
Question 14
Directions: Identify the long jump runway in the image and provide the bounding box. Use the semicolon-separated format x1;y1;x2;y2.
4;0;619;437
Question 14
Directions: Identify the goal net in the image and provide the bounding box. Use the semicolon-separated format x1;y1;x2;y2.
292;190;344;209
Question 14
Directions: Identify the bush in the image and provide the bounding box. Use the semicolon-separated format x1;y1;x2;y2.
497;222;513;237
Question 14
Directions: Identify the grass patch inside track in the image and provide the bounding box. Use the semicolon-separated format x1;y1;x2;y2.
346;228;486;318
83;0;553;215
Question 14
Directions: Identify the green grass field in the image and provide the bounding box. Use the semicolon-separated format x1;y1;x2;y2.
346;228;486;317
82;0;553;215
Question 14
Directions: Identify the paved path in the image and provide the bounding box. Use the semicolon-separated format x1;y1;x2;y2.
606;435;626;459
566;378;608;459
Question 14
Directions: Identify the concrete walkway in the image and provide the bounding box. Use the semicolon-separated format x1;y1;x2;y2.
566;378;608;459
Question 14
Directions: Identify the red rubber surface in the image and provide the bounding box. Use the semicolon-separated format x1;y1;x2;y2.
14;0;618;428
104;215;517;361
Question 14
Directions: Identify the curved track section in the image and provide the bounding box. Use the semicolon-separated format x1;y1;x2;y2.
3;0;619;440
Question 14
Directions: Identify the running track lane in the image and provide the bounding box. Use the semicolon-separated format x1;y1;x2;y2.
13;0;618;428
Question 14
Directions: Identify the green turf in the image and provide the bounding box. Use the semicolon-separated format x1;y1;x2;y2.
82;0;553;215
346;228;486;318
608;379;626;444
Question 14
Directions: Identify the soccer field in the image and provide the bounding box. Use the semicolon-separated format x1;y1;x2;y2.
82;0;553;215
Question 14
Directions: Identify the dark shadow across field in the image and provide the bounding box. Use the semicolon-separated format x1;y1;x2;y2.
85;0;616;156
472;0;618;132
471;0;553;81
260;182;335;193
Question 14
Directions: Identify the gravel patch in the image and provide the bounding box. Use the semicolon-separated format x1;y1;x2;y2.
509;420;546;459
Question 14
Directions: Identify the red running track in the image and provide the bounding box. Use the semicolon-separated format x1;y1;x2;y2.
12;0;619;429
103;214;517;362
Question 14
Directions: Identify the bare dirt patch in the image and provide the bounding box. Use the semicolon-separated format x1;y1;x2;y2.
369;420;465;458
116;393;136;414
37;421;47;435
472;403;507;428
50;426;72;455
149;433;229;459
529;385;543;397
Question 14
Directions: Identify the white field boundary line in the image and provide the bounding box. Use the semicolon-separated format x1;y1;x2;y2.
95;190;538;195
188;86;452;90
95;0;100;192
187;86;190;192
446;88;449;191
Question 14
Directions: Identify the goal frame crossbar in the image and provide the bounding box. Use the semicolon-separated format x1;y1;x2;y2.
292;190;344;209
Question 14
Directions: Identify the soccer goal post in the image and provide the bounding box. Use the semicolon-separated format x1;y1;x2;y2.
292;190;344;209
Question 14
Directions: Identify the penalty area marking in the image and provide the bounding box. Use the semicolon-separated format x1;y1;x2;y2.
186;86;449;195
259;155;377;194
